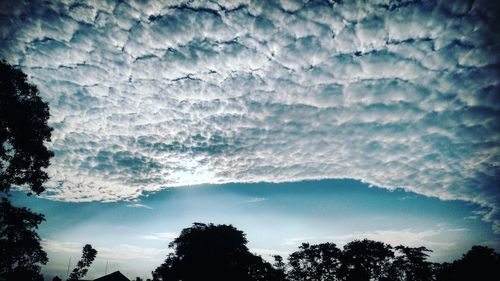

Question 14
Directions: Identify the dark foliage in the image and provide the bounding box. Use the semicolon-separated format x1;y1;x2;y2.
151;223;500;281
272;255;288;281
68;244;97;281
0;60;53;281
52;276;62;281
341;239;394;281
435;245;500;281
288;242;342;281
0;198;47;281
387;246;434;281
286;241;499;281
152;223;286;281
0;60;54;195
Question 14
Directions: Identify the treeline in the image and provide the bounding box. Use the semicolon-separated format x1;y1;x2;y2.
150;223;500;281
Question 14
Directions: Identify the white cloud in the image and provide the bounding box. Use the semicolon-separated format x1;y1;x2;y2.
42;240;82;254
126;203;153;209
141;232;178;241
1;0;499;230
42;239;169;262
243;197;268;203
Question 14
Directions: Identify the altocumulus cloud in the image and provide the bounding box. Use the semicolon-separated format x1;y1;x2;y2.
1;0;499;229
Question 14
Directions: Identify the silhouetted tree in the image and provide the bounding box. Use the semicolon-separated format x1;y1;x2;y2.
272;255;288;281
435;245;500;281
283;241;500;281
388;246;434;281
0;60;54;195
434;262;454;281
68;244;97;281
0;198;47;281
288;242;342;281
150;223;500;281
152;223;285;281
273;255;286;270
135;278;143;281
248;253;289;281
340;239;394;281
52;276;62;281
0;60;54;281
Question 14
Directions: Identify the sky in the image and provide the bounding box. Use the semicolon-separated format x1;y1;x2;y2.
10;180;499;280
0;0;499;279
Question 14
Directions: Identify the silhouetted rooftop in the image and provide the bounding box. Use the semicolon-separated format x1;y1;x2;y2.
93;271;130;281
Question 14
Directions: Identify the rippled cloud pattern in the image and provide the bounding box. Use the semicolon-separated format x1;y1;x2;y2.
1;0;499;228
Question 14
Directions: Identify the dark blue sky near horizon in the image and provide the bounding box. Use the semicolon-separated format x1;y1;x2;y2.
1;0;500;279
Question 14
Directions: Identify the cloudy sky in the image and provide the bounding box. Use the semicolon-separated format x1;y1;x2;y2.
1;0;499;279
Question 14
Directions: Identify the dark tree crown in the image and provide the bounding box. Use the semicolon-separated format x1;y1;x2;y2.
153;223;286;281
0;198;47;281
68;244;98;281
0;60;54;195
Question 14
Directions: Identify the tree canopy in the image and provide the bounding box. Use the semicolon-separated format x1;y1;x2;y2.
0;198;47;281
288;242;342;281
152;223;286;281
0;60;53;281
0;60;54;195
389;246;434;281
341;239;395;281
68;244;98;281
435;245;500;281
152;223;500;281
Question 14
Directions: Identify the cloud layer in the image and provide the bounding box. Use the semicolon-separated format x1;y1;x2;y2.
1;1;499;228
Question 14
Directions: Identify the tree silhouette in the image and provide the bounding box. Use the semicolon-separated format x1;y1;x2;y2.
288;242;342;281
0;198;47;281
0;60;54;281
341;239;394;281
52;276;62;281
272;255;288;281
68;244;97;281
387;246;434;281
150;223;500;281
435;245;500;281
0;60;54;195
285;241;499;281
152;223;285;281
